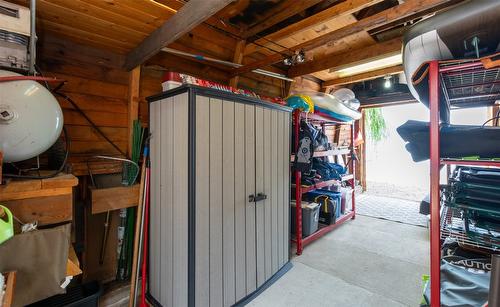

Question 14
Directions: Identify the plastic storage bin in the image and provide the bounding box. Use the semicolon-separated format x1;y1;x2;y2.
291;201;320;237
315;195;339;225
305;190;342;218
340;187;353;214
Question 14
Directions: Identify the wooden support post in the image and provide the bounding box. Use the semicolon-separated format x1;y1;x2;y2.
488;105;500;126
127;66;141;304
283;78;294;98
127;66;141;157
359;109;367;191
333;125;341;147
229;40;246;88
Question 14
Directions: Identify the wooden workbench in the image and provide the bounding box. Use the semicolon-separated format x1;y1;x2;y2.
0;173;78;225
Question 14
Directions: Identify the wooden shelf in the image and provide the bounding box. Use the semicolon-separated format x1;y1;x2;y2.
0;173;78;226
291;148;350;160
90;184;140;214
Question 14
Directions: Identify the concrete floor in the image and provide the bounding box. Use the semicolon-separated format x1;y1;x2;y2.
248;215;429;307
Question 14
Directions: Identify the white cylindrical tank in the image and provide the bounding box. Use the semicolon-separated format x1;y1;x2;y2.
0;70;64;162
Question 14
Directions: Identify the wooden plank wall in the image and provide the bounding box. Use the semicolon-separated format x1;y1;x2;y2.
38;35;129;175
38;33;284;176
146;54;283;98
288;76;322;94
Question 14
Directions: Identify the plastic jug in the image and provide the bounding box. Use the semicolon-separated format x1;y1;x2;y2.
0;205;14;244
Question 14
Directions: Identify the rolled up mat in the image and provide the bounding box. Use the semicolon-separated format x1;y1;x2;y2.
454;167;500;186
490;254;500;306
397;120;500;162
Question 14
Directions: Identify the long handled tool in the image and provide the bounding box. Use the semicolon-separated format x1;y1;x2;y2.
129;141;149;307
140;160;151;307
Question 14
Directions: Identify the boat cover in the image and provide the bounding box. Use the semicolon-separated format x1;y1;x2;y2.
397;120;500;162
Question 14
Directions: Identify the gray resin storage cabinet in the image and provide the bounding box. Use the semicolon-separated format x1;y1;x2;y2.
147;85;291;307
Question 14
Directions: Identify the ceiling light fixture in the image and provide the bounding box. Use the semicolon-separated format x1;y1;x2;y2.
384;75;392;88
332;53;402;77
283;50;305;66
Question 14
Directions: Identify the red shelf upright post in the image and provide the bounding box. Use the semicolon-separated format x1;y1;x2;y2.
429;60;441;307
293;110;304;255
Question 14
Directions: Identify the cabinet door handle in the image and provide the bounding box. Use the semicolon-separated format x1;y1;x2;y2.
249;193;267;203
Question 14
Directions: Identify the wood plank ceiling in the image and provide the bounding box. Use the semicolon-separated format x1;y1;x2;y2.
8;0;462;89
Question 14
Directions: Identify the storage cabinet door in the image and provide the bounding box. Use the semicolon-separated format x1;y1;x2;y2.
255;107;290;286
195;97;257;307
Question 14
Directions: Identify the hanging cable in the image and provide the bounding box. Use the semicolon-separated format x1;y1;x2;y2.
482;115;500;127
251;31;295;54
54;90;127;156
201;21;292;57
88;155;140;185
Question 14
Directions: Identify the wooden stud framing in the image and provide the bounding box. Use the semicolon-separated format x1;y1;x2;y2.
127;66;141;156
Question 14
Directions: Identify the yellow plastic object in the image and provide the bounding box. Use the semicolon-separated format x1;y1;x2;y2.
285;94;315;113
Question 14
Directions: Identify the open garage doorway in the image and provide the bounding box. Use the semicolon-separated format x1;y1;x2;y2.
357;103;489;226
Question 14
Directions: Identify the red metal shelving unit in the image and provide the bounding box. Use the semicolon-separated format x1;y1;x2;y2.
292;110;357;255
427;56;500;306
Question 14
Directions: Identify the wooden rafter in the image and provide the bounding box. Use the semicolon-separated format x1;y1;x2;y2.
244;0;383;55
289;37;402;77
124;0;235;70
232;0;455;76
323;65;403;87
217;0;251;19
242;0;324;39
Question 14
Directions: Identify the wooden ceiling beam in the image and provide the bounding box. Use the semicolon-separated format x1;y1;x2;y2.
217;0;251;19
323;64;403;87
124;0;235;70
154;0;242;36
289;37;402;77
244;0;383;55
233;0;455;76
242;0;324;39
